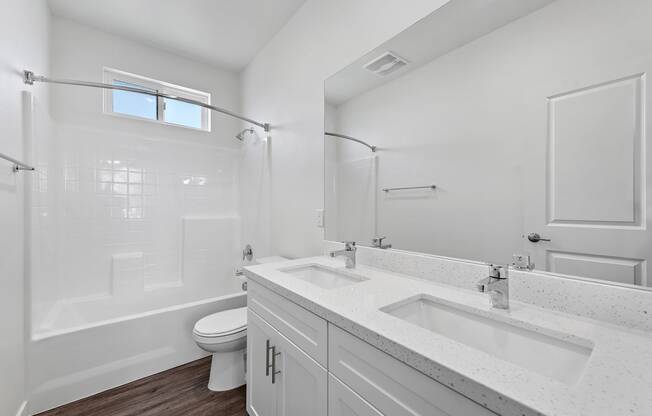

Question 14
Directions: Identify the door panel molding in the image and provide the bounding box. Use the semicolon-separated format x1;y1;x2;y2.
547;250;647;286
546;73;645;229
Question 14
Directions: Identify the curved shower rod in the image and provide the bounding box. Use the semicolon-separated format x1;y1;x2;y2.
325;131;376;152
23;70;270;132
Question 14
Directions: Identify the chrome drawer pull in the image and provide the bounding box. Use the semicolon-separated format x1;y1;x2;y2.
265;339;272;376
271;346;281;384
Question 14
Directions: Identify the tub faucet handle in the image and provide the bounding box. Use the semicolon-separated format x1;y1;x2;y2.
242;244;253;261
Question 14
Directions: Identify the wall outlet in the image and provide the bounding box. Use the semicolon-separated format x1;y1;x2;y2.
316;209;324;228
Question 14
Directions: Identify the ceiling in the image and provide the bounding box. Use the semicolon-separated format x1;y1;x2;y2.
47;0;306;71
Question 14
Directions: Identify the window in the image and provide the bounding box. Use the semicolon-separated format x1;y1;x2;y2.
103;68;211;131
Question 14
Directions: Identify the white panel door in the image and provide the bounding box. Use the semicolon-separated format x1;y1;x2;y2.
247;310;277;416
523;6;652;287
274;322;328;416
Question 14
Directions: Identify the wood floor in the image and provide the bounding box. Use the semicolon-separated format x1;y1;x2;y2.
36;357;246;416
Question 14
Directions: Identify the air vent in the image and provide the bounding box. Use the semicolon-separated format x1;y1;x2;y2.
363;52;408;76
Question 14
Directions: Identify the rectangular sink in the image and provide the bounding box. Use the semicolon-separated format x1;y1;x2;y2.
281;265;367;290
381;295;593;385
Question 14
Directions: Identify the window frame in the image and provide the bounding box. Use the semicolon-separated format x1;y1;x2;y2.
102;67;211;132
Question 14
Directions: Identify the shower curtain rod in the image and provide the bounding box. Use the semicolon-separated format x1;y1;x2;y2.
23;70;270;132
325;131;376;152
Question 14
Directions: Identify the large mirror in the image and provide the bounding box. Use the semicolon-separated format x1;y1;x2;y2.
324;0;652;289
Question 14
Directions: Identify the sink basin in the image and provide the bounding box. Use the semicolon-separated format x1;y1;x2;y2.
281;265;367;290
381;295;593;385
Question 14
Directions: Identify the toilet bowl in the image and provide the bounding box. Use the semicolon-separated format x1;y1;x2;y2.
193;306;247;391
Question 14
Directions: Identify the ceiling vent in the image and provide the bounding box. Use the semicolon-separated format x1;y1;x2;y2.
363;52;408;76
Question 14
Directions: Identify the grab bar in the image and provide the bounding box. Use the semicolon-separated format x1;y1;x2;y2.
0;152;35;172
382;185;436;192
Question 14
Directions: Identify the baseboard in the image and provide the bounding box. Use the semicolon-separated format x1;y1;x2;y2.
15;401;28;416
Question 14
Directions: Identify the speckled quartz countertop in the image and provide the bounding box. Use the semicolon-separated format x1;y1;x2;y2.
244;256;652;416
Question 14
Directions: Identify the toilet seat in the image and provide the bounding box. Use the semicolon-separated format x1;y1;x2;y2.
193;306;247;340
193;328;246;347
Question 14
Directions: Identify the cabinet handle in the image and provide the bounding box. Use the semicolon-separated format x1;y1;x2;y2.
265;339;272;376
271;346;281;384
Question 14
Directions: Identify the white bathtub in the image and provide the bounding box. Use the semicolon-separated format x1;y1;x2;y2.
26;291;246;414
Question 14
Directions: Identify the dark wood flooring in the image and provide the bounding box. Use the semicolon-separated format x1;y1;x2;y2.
36;357;246;416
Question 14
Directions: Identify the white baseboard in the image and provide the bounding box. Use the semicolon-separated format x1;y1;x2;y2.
15;401;28;416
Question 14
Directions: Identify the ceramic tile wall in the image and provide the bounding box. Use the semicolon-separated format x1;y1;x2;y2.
30;123;241;330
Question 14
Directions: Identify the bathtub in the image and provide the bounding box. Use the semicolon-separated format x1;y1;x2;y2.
26;291;246;414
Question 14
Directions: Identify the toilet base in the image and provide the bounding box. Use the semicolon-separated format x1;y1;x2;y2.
208;349;246;391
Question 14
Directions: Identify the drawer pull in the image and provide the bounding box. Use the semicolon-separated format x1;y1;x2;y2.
266;339;272;376
271;346;282;384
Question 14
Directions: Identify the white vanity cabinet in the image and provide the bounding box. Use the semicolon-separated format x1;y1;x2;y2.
247;310;327;416
247;281;496;416
247;310;278;416
247;281;328;416
329;374;383;416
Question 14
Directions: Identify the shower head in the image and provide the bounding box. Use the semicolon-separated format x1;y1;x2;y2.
235;128;255;141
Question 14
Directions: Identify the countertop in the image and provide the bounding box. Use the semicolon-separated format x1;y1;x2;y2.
244;256;652;416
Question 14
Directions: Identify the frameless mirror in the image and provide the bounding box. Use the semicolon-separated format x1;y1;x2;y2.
324;0;652;289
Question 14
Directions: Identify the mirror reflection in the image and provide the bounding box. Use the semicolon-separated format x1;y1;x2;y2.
324;0;651;288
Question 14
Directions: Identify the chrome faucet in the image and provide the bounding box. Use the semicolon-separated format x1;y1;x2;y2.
371;236;392;249
330;241;357;268
476;264;509;309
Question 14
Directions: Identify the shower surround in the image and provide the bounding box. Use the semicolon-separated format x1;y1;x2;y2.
25;17;248;414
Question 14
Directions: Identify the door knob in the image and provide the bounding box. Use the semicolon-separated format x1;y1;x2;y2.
527;233;551;243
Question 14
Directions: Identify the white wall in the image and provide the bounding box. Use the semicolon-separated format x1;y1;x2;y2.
0;1;50;415
240;0;452;259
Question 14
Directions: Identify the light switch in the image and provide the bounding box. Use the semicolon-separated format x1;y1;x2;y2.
316;209;324;228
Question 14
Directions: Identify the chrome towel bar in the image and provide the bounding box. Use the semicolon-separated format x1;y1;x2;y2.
0;152;35;172
382;185;436;192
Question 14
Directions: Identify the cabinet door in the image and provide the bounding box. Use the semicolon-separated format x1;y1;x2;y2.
274;320;328;416
247;310;277;416
329;374;383;416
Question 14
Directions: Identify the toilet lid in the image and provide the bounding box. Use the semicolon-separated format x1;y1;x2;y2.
193;307;247;337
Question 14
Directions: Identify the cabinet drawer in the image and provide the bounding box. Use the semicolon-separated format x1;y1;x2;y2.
329;374;382;416
329;324;497;416
248;280;327;366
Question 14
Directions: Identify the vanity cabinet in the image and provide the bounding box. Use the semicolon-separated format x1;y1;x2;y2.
247;309;327;416
247;281;496;416
329;325;496;416
329;374;383;416
247;311;278;416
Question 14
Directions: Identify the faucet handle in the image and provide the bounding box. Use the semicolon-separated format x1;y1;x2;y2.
512;254;534;271
341;241;356;250
488;264;508;279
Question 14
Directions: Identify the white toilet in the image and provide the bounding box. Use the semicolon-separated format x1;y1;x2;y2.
193;306;248;391
193;256;288;391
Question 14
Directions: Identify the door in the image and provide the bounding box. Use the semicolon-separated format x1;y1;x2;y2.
247;310;277;416
275;321;328;416
523;2;652;287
